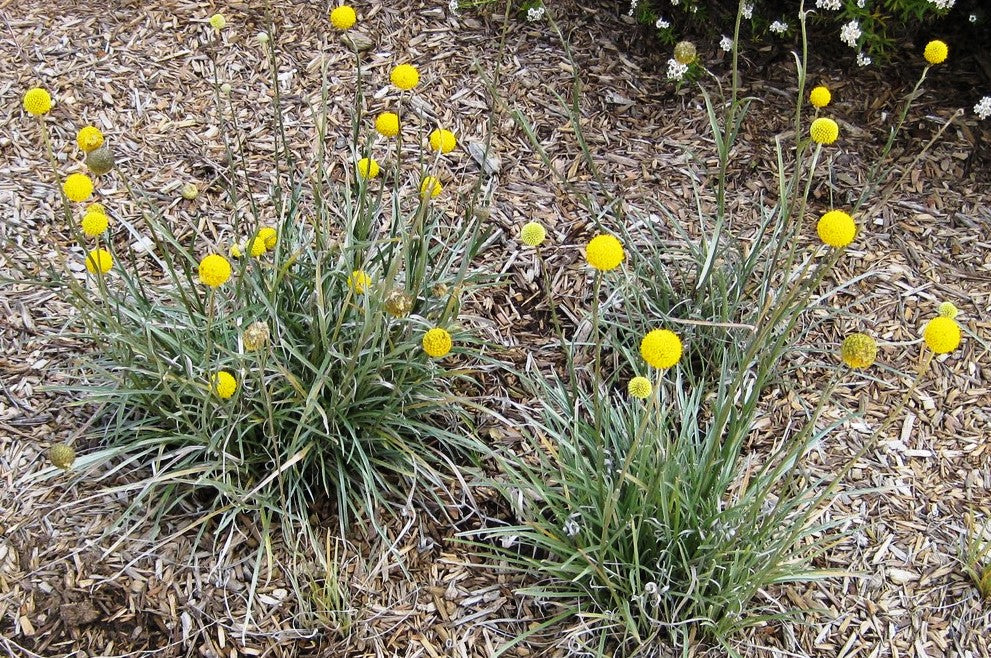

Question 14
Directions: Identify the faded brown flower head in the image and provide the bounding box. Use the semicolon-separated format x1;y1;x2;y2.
242;321;271;351
384;289;413;317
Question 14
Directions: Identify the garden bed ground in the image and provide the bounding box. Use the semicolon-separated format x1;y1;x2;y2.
1;1;989;657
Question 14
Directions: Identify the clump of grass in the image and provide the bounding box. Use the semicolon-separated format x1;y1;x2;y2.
961;513;991;600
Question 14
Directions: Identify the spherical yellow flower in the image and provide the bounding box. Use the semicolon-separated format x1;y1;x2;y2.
585;234;624;271
628;376;653;399
48;443;76;470
640;329;682;370
375;112;400;138
840;333;877;369
85;248;113;274
938;301;959;319
330;5;356;30
428;129;457;154
87;202;106;214
199;253;232;287
356;157;380;179
673;41;697;65
63;173;94;202
923;316;961;354
229;243;243;259
76;125;104;152
924;40;948;65
257;226;277;250
809;86;831;108
420;176;442;198
23;87;52;116
211;371;237;399
520;222;546;247
810;117;839;145
81;211;109;238
422;327;453;358
209;13;226;30
348;269;371;294
391;64;420;91
248;236;267;257
180;182;199;200
816;210;857;248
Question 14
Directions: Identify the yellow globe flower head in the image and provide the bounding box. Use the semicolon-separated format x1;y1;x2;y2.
810;117;839;145
76;125;104;152
923;316;961;354
428;129;457;154
49;443;76;470
199;253;232;287
85;247;113;274
229;243;243;259
87;202;106;214
257;226;277;250
23;87;52;116
840;333;877;369
330;5;357;30
641;329;683;370
248;236;267;257
809;86;831;108
375;112;400;138
817;210;857;248
63;173;94;202
81;211;109;238
391;64;420;91
347;269;371;294
420;176;442;199
211;371;237;399
356;157;380;179
924;40;948;65
673;41;697;65
422;327;453;358
938;301;959;319
520;221;546;247
628;376;653;399
585;234;624;271
209;13;226;30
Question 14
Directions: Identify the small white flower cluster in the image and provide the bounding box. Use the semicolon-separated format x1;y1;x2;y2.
927;0;955;9
742;3;753;19
857;0;865;6
655;17;670;29
527;5;545;21
816;0;842;9
840;20;861;47
563;512;581;537
769;20;788;34
671;0;680;5
857;52;872;67
628;0;638;15
720;35;733;52
970;14;978;23
666;58;689;80
449;0;458;12
975;96;991;120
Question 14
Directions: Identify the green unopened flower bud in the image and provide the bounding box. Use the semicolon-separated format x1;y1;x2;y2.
673;41;697;65
938;301;959;319
49;443;76;470
85;146;115;176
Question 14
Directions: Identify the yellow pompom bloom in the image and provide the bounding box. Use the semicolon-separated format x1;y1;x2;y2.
49;443;76;470
809;86;831;108
81;211;109;237
520;222;546;247
248;236;267;257
375;112;400;138
628;376;653;399
257;226;277;250
356;157;380;179
924;40;948;65
420;176;442;198
816;210;857;248
63;173;94;202
348;269;371;294
87;202;106;214
76;125;104;152
211;371;237;399
391;64;420;91
85;248;113;274
641;329;682;370
810;117;839;145
199;254;232;287
229;243;243;259
923;316;961;354
209;13;226;30
428;129;457;154
585;234;624;271
840;333;877;369
673;41;697;65
422;327;453;358
938;301;959;319
330;5;356;30
23;88;52;116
